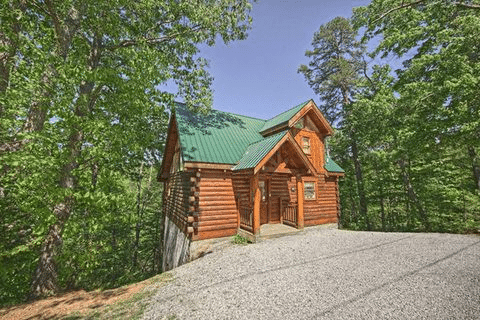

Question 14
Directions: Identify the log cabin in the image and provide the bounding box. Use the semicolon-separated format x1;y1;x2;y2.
158;99;344;246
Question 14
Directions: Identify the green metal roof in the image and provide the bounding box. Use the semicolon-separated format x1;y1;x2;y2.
173;101;344;174
175;104;265;164
324;154;344;173
259;100;310;133
233;130;288;171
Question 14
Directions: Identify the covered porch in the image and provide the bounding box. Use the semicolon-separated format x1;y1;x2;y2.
232;130;317;241
237;173;305;237
237;217;303;242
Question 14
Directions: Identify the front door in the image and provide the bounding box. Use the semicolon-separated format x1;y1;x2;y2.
259;179;269;225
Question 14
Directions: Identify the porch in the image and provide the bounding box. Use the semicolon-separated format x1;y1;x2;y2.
237;195;304;242
238;223;302;242
232;128;316;242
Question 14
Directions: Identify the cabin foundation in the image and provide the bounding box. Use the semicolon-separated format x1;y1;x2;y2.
162;214;191;272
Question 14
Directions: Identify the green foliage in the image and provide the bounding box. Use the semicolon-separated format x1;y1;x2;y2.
298;16;366;125
0;0;254;304
323;1;480;234
231;234;250;245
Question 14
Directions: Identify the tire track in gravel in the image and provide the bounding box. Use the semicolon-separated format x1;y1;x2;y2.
149;235;415;305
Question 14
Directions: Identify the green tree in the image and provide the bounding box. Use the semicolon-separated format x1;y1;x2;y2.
354;0;480;193
298;16;371;228
0;0;253;300
335;0;480;232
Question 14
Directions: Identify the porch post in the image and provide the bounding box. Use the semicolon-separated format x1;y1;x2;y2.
252;174;261;235
296;175;304;229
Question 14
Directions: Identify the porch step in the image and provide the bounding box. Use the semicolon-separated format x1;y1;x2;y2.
259;223;303;240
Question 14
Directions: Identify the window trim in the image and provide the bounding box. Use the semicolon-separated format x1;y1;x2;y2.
302;136;311;155
304;181;316;200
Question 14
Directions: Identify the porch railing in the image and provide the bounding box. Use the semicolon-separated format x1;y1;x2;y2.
239;205;253;233
282;203;297;227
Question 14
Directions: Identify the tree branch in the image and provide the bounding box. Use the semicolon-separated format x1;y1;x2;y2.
106;25;203;51
452;2;480;9
373;0;480;24
372;0;426;24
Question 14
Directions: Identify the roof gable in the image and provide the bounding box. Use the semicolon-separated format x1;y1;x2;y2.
233;130;317;175
259;100;310;134
233;131;288;171
260;100;333;136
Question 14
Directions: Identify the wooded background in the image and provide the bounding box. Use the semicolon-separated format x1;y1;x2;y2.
1;0;479;305
299;2;480;234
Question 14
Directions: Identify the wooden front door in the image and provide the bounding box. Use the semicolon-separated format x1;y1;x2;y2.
259;179;269;225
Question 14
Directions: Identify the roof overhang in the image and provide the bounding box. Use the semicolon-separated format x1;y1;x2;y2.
184;162;233;170
157;113;178;181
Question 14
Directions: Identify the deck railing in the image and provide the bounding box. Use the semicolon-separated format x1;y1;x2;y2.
282;203;297;227
239;205;253;233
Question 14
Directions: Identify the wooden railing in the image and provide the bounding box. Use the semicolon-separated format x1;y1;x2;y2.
239;205;253;233
282;203;297;227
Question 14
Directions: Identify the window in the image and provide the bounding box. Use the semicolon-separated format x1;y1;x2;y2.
302;137;311;155
304;182;316;200
259;181;266;201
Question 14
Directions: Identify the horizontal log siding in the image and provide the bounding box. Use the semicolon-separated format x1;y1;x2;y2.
196;169;239;240
303;175;339;226
164;170;194;233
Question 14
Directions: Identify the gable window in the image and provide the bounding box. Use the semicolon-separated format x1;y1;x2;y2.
302;137;311;155
304;182;316;200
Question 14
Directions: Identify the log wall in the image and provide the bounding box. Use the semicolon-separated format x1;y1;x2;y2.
164;170;194;233
196;169;239;240
302;175;339;226
164;168;339;241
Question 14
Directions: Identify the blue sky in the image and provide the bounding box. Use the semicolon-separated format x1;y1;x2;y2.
196;0;372;120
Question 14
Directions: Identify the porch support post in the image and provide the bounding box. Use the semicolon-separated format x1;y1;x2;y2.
296;175;304;229
252;174;261;235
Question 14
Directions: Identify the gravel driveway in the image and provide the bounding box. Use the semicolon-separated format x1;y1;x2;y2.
143;226;480;320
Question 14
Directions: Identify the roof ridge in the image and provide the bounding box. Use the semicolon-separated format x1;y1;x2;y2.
173;101;266;122
213;108;266;122
265;99;311;121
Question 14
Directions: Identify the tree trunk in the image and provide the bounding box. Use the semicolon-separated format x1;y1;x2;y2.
398;158;429;230
468;146;480;191
30;122;83;298
351;136;370;229
132;162;144;267
380;189;386;231
30;197;73;299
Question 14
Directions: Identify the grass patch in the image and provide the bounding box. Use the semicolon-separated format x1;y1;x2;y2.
75;273;174;320
0;272;175;320
231;234;250;245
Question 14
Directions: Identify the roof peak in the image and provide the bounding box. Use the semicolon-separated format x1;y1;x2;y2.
264;99;312;122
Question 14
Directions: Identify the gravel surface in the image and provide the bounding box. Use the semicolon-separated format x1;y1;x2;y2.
143;226;480;320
